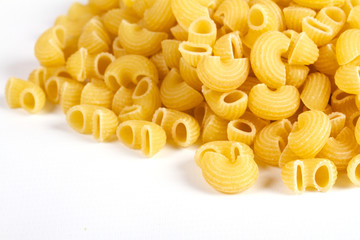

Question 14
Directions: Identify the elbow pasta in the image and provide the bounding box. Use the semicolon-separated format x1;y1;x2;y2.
336;29;360;65
161;40;182;69
329;112;346;137
347;6;360;29
227;119;256;146
314;42;339;75
81;81;114;109
347;154;360;186
302;17;333;46
112;86;134;115
102;8;139;35
287;32;319;65
213;32;243;61
143;0;177;33
335;65;360;94
150;52;170;80
28;67;47;90
283;6;316;32
301;73;331;111
179;57;203;91
60;80;84;113
178;41;213;67
188;17;217;46
285;64;309;88
92;108;119;142
293;0;344;9
170;24;189;41
45;76;69;104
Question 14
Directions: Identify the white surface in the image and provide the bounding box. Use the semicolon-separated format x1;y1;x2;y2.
0;1;359;239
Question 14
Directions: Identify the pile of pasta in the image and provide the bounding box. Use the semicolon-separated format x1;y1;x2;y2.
5;0;360;194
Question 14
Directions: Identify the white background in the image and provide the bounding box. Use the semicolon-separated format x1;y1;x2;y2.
0;1;359;239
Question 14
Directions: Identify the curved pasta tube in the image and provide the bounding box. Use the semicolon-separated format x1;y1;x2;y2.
240;111;270;133
104;54;158;90
336;30;360;65
250;31;290;89
60;80;84;113
293;0;344;9
239;77;261;95
66;3;95;21
160;69;203;111
193;102;213;127
92;108;119;142
34;26;65;67
316;7;346;37
248;84;300;120
178;41;212;67
288;110;331;158
112;86;134;115
279;144;301;168
45;76;69;104
285;64;309;88
150;53;170;80
329;112;346;137
89;0;118;11
28;67;47;90
117;120;167;157
302;17;333;47
66;104;101;134
112;37;127;58
188;17;217;46
179;58;202;91
283;6;316;32
202;86;247;120
118;20;168;57
348;6;360;29
281;159;337;193
249;0;285;30
287;32;319;65
81;81;114;109
143;0;177;32
131;0;155;17
202;113;229;143
227;119;256;146
301;73;331;111
335;65;360;94
152;108;200;147
314;42;339;75
197;56;249;92
66;48;88;82
102;8;139;36
170;24;189;41
254;119;292;166
213;32;243;61
331;89;358;118
161;40;182;69
355;118;360;144
347;111;360;131
347;155;360;186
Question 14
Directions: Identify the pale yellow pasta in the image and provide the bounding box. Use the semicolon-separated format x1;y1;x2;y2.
197;56;250;92
66;48;88;82
250;0;285;30
314;42;339;75
170;24;189;41
143;0;177;32
240;111;270;133
285;64;309;88
202;113;229;143
118;20;168;57
179;57;202;91
281;159;337;193
254;119;292;166
67;2;94;21
293;0;344;9
188;17;217;46
131;0;155;17
78;16;111;54
301;73;331;111
161;40;182;69
331;89;358;118
202;86;247;120
278;143;301;168
342;0;360;15
316;7;346;37
150;52;170;80
356;95;360;110
335;65;360;94
355;117;360;144
45;76;69;104
336;29;360;65
66;104;100;134
46;66;72;80
104;54;158;90
347;6;360;29
112;37;127;58
248;84;300;120
81;81;114;109
152;108;200;147
90;52;116;80
213;0;249;34
28;67;47;90
250;31;290;89
227;119;256;146
112;86;134;115
347;111;360;130
92;108;119;142
34;26;65;67
178;41;212;67
213;32;243;61
347;154;360;186
329;112;346;137
89;0;118;11
117;120;166;157
193;102;211;127
287;32;319;65
60;80;84;113
283;6;316;32
102;8;139;36
302;17;333;46
288;110;331;158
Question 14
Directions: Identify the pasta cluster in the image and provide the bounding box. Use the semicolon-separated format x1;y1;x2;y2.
5;0;360;194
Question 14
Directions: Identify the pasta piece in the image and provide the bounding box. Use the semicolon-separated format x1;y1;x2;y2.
81;81;114;109
150;52;170;80
281;159;337;193
28;67;47;90
102;8;139;36
302;17;333;46
329;112;346;137
197;56;250;92
248;84;300;120
240;111;270;133
213;32;243;61
45;76;69;104
104;54;158;90
170;24;189;41
254;119;292;166
202;86;247;120
92;108;119;142
66;104;100;134
278;143;301;168
228;119;257;146
46;66;72;79
152;108;200;147
347;6;360;29
90;52;115;80
331;89;358;118
347;154;360;186
293;0;344;9
118;20;168;57
283;6;316;32
60;80;84;113
89;0;118;11
34;26;65;67
160;69;203;111
249;0;285;31
67;2;94;21
336;29;360;65
342;0;360;15
250;31;290;89
213;0;249;34
112;86;134;115
288;110;331;158
112;37;127;58
178;41;212;67
179;58;202;91
161;40;182;69
285;64;309;88
66;48;88;82
355;117;360;144
335;65;360;94
314;42;339;75
193;102;211;127
131;0;155;17
188;17;217;46
117;120;166;157
347;111;360;130
301;73;331;111
316;7;346;37
143;0;177;32
287;32;319;65
202;113;229;143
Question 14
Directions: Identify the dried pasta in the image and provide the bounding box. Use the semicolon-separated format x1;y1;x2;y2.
301;73;331;111
347;154;360;186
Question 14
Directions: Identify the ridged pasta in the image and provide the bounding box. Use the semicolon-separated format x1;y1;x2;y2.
316;7;346;37
46;66;72;79
288;110;331;158
285;64;310;88
28;67;47;90
152;108;200;147
302;17;333;46
45;76;69;104
178;41;212;67
240;111;270;133
92;108;119;142
104;54;158;90
81;81;114;109
331;89;358;118
355;117;360;144
202;112;229;143
329;112;346;137
161;40;182;69
143;0;177;32
250;0;285;30
102;8;139;36
67;2;95;21
283;6;316;32
301;73;331;111
293;0;344;9
213;32;243;61
170;24;189;41
89;0;118;11
66;104;101;134
227;119;256;146
112;37;127;58
130;0;155;17
347;111;360;130
188;17;217;46
118;20;168;57
335;65;360;94
342;0;360;15
112;86;134;115
116;120;167;157
150;52;170;80
347;154;360;186
287;32;319;65
202;86;247;120
60;80;84;113
160;69;203;111
347;6;360;29
248;84;300;120
179;57;202;91
250;31;290;89
336;29;360;65
278;143;301;168
314;42;339;75
254;119;292;166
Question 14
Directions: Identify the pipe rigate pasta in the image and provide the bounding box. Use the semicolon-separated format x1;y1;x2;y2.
250;0;285;31
285;64;309;88
60;80;84;113
283;6;316;32
316;7;346;37
331;89;358;118
293;0;344;9
102;8;139;36
336;29;360;65
178;41;213;67
112;37;127;58
302;17;333;46
66;104;102;134
81;81;114;109
179;58;202;91
188;17;217;46
89;0;118;11
239;77;261;95
347;154;360;186
92;108;119;142
202;113;229;143
301;73;331;111
314;42;339;75
287;32;319;65
347;6;360;29
161;40;182;69
329;112;346;137
228;119;257;146
170;24;188;41
28;67;47;90
150;53;169;81
335;65;360;94
213;32;243;61
45;76;70;104
112;87;134;116
342;0;360;15
143;0;177;32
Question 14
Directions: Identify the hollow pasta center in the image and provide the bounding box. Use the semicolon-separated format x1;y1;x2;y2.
315;165;330;188
296;165;303;191
119;125;134;145
23;92;35;110
69;110;84;130
234;122;252;133
249;8;264;27
175;123;187;143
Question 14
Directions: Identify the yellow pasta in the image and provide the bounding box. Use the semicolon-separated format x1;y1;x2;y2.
293;0;344;9
45;76;69;104
89;0;118;11
329;112;346;137
281;159;337;193
240;111;270;133
143;0;177;32
160;69;203;111
112;37;127;58
202;86;247;120
302;17;333;46
66;2;95;21
92;108;119;142
161;40;182;69
331;89;358;118
28;67;47;90
102;8;139;36
314;41;339;75
188;17;217;46
335;65;360;94
104;54;158;90
347;111;360;130
248;84;300;120
254;119;292;166
213;32;243;61
347;6;360;29
227;119;256;146
250;0;285;30
316;7;346;37
130;0;155;17
116;120;167;157
342;0;360;15
336;29;360;65
178;41;212;67
170;24;189;41
288;110;331;158
283;6;316;32
81;81;114;109
150;52;170;80
66;104;101;134
60;80;84;113
46;66;72;79
347;154;360;186
355;117;360;144
250;31;290;89
112;86;134;115
285;64;310;88
179;57;202;91
152;108;200;147
301;73;331;111
202;112;229;143
287;32;319;65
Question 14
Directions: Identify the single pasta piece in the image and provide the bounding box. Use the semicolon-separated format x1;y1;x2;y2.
239;77;261;95
104;54;158;90
336;29;360;65
329;112;346;137
249;0;285;31
301;73;331;111
316;7;346;37
285;64;310;88
254;119;292;166
34;26;65;67
283;6;316;32
335;65;360;94
278;144;301;168
331;89;358;118
170;24;188;41
112;87;134;116
248;84;300;120
28;67;48;90
112;37;127;58
81;81;114;109
66;104;101;134
102;8;139;36
118;20;168;57
5;77;33;108
355;118;360;144
288;110;331;158
302;17;333;46
143;0;177;32
60;80;84;113
314;42;339;75
45;76;69;104
293;0;344;9
213;32;243;61
347;6;360;29
202;112;229;143
89;0;118;11
66;48;88;82
287;32;319;65
347;111;360;130
152;108;200;147
250;31;290;89
116;120;167;157
92;108;119;142
202;86;247;120
130;0;155;17
347;154;360;186
240;111;270;133
150;52;169;80
67;2;94;21
342;0;360;15
281;158;337;193
160;69;203;111
179;58;202;91
161;40;182;69
188;17;217;46
178;41;212;67
227;119;257;146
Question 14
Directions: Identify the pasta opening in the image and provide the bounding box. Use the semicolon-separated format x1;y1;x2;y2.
355;163;360;181
324;8;343;23
107;75;120;89
143;128;151;156
233;121;252;133
182;45;208;53
192;19;212;34
93;114;101;139
194;106;205;125
121;72;136;89
278;139;286;152
335;91;350;101
153;109;164;126
315;165;330;188
22;91;35;110
47;80;58;101
231;37;241;58
57;71;72;79
134;79;149;97
119;125;134;145
231;145;241;163
223;91;244;104
175;122;187;143
351;114;360;129
249;7;265;27
54;27;66;46
121;105;138;115
296;164;303;192
96;55;112;76
69;110;84;130
305;18;331;33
